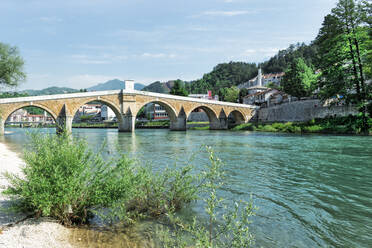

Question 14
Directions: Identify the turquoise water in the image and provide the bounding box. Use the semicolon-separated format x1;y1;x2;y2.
2;128;372;247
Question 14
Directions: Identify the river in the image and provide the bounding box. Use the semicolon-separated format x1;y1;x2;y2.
1;128;371;247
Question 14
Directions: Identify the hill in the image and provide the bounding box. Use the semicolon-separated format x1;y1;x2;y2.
188;62;258;94
259;42;317;73
21;87;79;96
87;79;145;91
142;80;175;94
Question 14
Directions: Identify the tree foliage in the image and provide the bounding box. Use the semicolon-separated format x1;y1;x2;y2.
238;88;248;103
281;58;318;98
0;91;28;98
260;43;318;73
314;0;370;133
223;86;240;103
189;62;257;94
0;42;26;89
23;106;46;115
170;79;188;96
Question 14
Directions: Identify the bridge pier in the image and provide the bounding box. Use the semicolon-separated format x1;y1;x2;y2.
170;117;186;131
170;109;186;131
56;115;73;134
119;115;135;132
210;117;228;130
0;118;4;136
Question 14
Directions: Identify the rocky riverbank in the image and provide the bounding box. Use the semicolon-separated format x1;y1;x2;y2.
0;142;73;248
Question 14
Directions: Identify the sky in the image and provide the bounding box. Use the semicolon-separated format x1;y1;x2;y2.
0;0;338;90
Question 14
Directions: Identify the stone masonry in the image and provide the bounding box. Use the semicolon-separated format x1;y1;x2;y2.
0;89;257;135
257;99;358;123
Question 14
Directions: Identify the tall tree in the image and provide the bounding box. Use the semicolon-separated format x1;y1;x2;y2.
170;80;188;96
0;42;26;89
281;58;318;98
239;88;248;103
314;0;370;133
224;86;240;103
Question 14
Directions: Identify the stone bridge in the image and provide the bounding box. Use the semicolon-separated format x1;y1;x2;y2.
0;89;257;135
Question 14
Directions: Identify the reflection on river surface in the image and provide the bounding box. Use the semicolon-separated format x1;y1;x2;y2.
2;128;372;247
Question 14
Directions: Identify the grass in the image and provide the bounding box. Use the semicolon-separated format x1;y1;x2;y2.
72;122;118;128
187;121;209;125
189;126;210;130
136;120;170;127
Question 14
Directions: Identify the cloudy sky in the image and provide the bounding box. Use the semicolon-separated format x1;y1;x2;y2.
0;0;338;90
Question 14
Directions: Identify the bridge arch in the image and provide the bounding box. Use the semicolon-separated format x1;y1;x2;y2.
226;110;247;125
134;99;178;122
3;103;58;122
70;98;123;131
70;98;122;119
186;105;219;124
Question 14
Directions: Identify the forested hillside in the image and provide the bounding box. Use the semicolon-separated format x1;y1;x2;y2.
188;62;257;94
142;80;175;93
21;87;79;96
260;43;317;73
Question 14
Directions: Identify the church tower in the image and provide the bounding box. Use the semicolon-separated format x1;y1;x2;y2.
257;68;262;87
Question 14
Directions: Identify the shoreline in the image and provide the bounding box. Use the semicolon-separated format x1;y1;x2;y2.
0;142;74;248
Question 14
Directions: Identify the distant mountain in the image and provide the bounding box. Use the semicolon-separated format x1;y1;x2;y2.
21;87;79;96
142;81;175;94
87;79;145;91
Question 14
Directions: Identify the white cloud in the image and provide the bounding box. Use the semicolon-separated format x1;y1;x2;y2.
241;47;282;57
141;53;176;59
70;54;110;64
200;10;253;17
244;49;257;54
69;53;128;64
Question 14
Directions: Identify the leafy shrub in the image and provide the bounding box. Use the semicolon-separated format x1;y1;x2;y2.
158;147;257;248
260;125;277;132
270;122;283;129
189;126;210;130
302;125;324;133
129;164;198;218
3;132;199;226
231;123;254;131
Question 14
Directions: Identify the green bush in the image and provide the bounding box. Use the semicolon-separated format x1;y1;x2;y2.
128;163;198;218
3;132;199;226
189;126;210;130
158;147;257;248
231;123;254;131
260;125;277;132
302;125;324;133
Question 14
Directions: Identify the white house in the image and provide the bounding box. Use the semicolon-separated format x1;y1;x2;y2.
145;103;169;120
238;68;284;89
101;105;116;121
243;89;288;107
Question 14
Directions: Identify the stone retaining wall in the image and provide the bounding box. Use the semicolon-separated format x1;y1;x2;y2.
257;99;358;123
188;112;209;122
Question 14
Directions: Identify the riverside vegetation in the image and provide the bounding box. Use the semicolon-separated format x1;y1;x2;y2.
232;115;372;135
2;132;256;247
